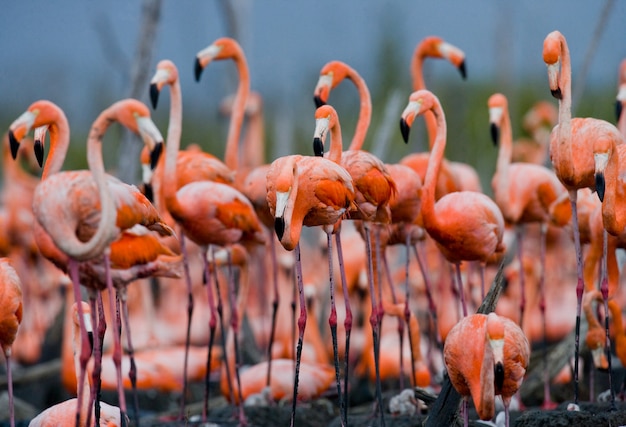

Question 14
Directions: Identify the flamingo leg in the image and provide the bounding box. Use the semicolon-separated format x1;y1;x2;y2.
178;231;194;420
118;286;140;426
68;259;92;427
104;254;128;427
454;263;468;317
538;223;557;409
412;241;440;365
382;249;406;390
290;242;307;427
86;291;104;427
334;232;352;425
226;252;247;424
202;246;219;422
569;189;584;405
516;226;526;328
326;230;345;427
266;229;280;388
600;229;616;410
364;225;385;427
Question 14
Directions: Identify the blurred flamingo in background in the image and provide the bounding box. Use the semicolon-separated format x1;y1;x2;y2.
444;312;529;427
0;258;23;427
543;30;624;405
400;90;505;317
512;101;558;165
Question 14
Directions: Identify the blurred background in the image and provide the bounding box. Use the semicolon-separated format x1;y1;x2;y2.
1;0;625;193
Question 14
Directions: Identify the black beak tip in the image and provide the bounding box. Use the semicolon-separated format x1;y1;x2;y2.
458;61;467;80
143;183;154;203
596;173;605;202
615;100;623;123
490;123;499;146
313;95;326;109
149;83;160;109
34;140;45;167
274;217;285;241
150;142;163;170
87;331;94;354
8;131;20;160
313;137;325;157
495;362;504;390
194;58;203;82
399;118;411;144
551;88;563;100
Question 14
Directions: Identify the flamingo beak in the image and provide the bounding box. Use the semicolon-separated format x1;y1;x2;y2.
34;140;44;167
194;57;204;82
591;346;609;371
150;142;163;170
150;83;160;109
547;63;562;100
616;100;623;123
195;44;222;82
458;61;467;80
274;217;285;240
399;118;411;143
8;131;20;160
313;95;326;108
490;123;500;147
313;137;325;157
594;152;608;202
313;74;333;108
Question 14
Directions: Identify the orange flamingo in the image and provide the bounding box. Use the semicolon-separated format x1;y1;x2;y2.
444;312;530;427
312;60;430;409
543;30;624;404
0;258;22;427
266;153;355;426
194;39;290;416
29;302;124;427
9;99;174;426
312;103;396;423
156;52;264;422
488;92;566;408
400;89;505;317
220;91;265;170
148;58;237;413
402;36;479;197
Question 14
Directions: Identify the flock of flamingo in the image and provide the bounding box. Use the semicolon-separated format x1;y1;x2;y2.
1;29;626;427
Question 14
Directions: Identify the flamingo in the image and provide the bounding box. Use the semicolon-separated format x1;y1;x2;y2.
402;35;480;197
312;60;430;410
0;258;22;427
488;92;566;408
148;58;237;414
312;103;396;424
266;153;355;427
583;289;609;372
543;30;624;405
194;39;290;418
29;302;124;427
155;50;264;422
9;99;175;427
400;89;505;317
444;312;529;427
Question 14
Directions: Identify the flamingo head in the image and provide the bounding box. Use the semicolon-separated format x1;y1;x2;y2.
417;36;467;79
399;89;438;143
488;93;507;147
195;37;244;82
8;100;65;163
150;59;179;109
312;105;338;157
313;60;352;107
543;31;563;100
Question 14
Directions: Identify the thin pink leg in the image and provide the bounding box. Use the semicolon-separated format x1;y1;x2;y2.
539;224;557;410
455;263;468;317
202;246;220;421
334;232;352;425
6;352;14;427
178;232;194;420
266;230;280;388
103;254;128;426
569;189;584;405
68;259;92;427
600;229;616;410
290;243;307;427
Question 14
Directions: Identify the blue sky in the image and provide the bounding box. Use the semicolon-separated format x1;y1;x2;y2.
1;1;624;167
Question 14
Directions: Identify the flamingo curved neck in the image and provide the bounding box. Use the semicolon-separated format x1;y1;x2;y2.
601;144;624;234
411;51;438;150
494;106;514;204
42;110;70;180
347;68;371;151
328;116;344;164
554;34;574;180
224;52;250;173
420;99;447;231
